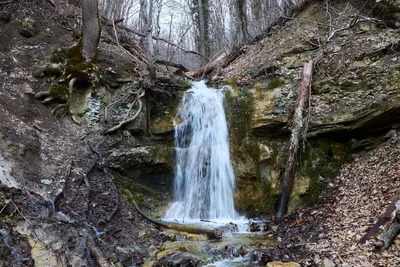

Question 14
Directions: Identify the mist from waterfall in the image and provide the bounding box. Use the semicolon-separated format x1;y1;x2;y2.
164;81;239;223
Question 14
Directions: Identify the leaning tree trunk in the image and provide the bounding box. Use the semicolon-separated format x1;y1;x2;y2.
81;0;101;61
276;60;313;222
374;202;400;251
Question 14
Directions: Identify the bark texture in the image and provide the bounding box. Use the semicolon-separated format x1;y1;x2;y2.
276;60;313;222
375;202;400;250
81;0;101;61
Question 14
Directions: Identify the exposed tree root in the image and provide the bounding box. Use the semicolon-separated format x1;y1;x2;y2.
88;141;119;222
105;89;145;134
133;200;169;228
34;91;50;100
53;160;73;210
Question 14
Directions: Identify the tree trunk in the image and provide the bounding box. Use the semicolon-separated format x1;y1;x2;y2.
276;60;313;222
197;0;207;66
81;0;101;61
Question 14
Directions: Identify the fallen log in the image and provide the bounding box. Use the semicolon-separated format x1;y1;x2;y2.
133;201;222;240
276;60;313;222
168;224;222;240
374;201;400;250
360;190;400;244
186;52;227;78
87;236;112;267
155;59;188;72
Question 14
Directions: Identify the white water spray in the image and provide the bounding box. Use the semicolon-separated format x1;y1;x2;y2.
164;81;239;222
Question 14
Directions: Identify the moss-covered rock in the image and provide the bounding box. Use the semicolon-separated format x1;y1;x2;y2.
287;139;351;212
225;86;284;216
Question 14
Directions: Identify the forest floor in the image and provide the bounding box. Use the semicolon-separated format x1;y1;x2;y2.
0;1;163;266
269;133;400;266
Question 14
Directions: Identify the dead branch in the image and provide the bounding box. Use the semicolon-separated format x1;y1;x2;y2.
112;19;120;47
103;167;119;222
155;60;188;72
328;17;380;42
361;189;400;244
117;25;209;61
277;60;313;222
0;0;13;5
53;160;73;209
88;141;119;222
133;200;169;228
374;202;400;250
87;236;112;267
34;91;50;100
116;78;133;84
133;201;222;240
105;89;145;134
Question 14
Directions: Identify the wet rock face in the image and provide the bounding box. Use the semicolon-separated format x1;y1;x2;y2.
219;1;400;216
107;146;175;193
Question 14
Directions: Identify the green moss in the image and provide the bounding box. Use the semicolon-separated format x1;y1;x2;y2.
49;84;68;97
234;179;280;216
225;87;277;215
225;87;260;171
225;77;238;86
297;139;351;205
178;79;191;89
207;80;220;88
51;48;69;63
266;78;284;90
51;43;97;90
118;177;168;217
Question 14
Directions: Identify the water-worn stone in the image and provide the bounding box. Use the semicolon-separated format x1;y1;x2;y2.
17;18;37;38
322;258;336;267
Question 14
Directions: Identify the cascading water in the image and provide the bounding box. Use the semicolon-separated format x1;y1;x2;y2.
164;81;239;222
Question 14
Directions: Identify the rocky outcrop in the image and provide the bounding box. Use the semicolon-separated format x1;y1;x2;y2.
107;146;175;192
219;1;400;215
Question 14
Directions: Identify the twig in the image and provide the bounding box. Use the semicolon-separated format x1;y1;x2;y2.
118;24;209;61
10;200;28;221
87;236;112;267
112;19;120;47
53;160;73;209
88;141;119;222
0;201;9;214
103;167;119;222
328;17;379;42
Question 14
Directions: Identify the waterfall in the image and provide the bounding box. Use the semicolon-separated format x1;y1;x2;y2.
164;81;239;222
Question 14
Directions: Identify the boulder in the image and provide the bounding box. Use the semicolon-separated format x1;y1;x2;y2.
17;17;37;38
